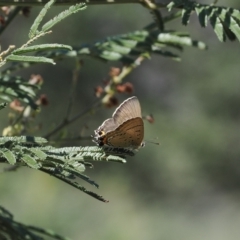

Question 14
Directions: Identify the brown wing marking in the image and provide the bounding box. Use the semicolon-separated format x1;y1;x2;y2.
105;117;144;149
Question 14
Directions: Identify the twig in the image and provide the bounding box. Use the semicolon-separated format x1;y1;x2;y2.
65;59;82;118
0;45;16;67
144;11;182;30
0;0;148;7
142;0;164;30
44;99;101;140
21;30;52;48
10;106;27;127
113;54;148;84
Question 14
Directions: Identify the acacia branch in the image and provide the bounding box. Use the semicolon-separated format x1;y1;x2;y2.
0;0;167;7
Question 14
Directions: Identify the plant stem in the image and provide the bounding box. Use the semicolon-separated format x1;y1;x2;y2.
44;99;101;140
0;0;167;7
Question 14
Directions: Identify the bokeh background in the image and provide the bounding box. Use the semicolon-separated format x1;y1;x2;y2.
1;0;240;239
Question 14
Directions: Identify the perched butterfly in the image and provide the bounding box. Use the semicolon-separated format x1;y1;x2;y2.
93;96;144;150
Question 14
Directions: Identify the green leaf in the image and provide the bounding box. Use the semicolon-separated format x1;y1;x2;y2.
231;8;240;21
41;3;86;33
100;51;122;61
0;95;11;102
0;149;16;165
12;44;72;55
78;29;207;63
41;168;108;203
104;42;131;55
25;136;48;144
0;137;134;201
29;148;47;160
0;205;71;239
112;39;138;48
152;49;181;61
167;1;175;11
6;55;55;65
195;5;209;27
209;10;225;42
228;17;240;41
18;84;35;96
22;154;41;169
182;7;192;25
0;102;7;110
0;136;47;144
157;32;207;49
29;0;56;38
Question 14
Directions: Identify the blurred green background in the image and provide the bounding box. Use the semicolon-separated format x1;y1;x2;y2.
1;1;240;239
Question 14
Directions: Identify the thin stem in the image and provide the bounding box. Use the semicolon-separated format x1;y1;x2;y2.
0;0;146;6
0;45;15;68
143;11;182;30
44;99;101;140
65;59;81;119
113;54;147;84
10;106;27;126
20;30;52;49
151;9;164;31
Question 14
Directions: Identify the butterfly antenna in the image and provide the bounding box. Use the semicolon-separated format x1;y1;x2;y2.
145;137;160;146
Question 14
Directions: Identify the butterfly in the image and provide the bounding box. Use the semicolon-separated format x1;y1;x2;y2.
93;96;144;150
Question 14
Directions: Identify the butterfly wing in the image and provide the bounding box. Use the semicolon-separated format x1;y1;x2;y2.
96;118;116;133
112;96;142;126
106;117;144;149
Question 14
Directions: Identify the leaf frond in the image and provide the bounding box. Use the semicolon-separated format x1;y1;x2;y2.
168;0;240;42
0;136;132;201
2;24;207;74
41;3;87;33
0;75;39;109
0;205;71;240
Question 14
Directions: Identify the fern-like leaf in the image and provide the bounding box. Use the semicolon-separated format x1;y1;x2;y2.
77;29;206;63
0;205;71;240
168;0;240;42
0;75;39;109
0;148;16;165
0;136;132;202
2;25;206;74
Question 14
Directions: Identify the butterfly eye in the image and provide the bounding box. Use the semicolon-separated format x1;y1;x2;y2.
98;130;105;136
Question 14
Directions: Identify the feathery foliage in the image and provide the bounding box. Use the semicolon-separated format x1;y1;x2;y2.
167;0;240;42
0;206;71;240
2;26;207;75
0;136;132;202
0;75;39;109
77;28;207;63
0;1;86;107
